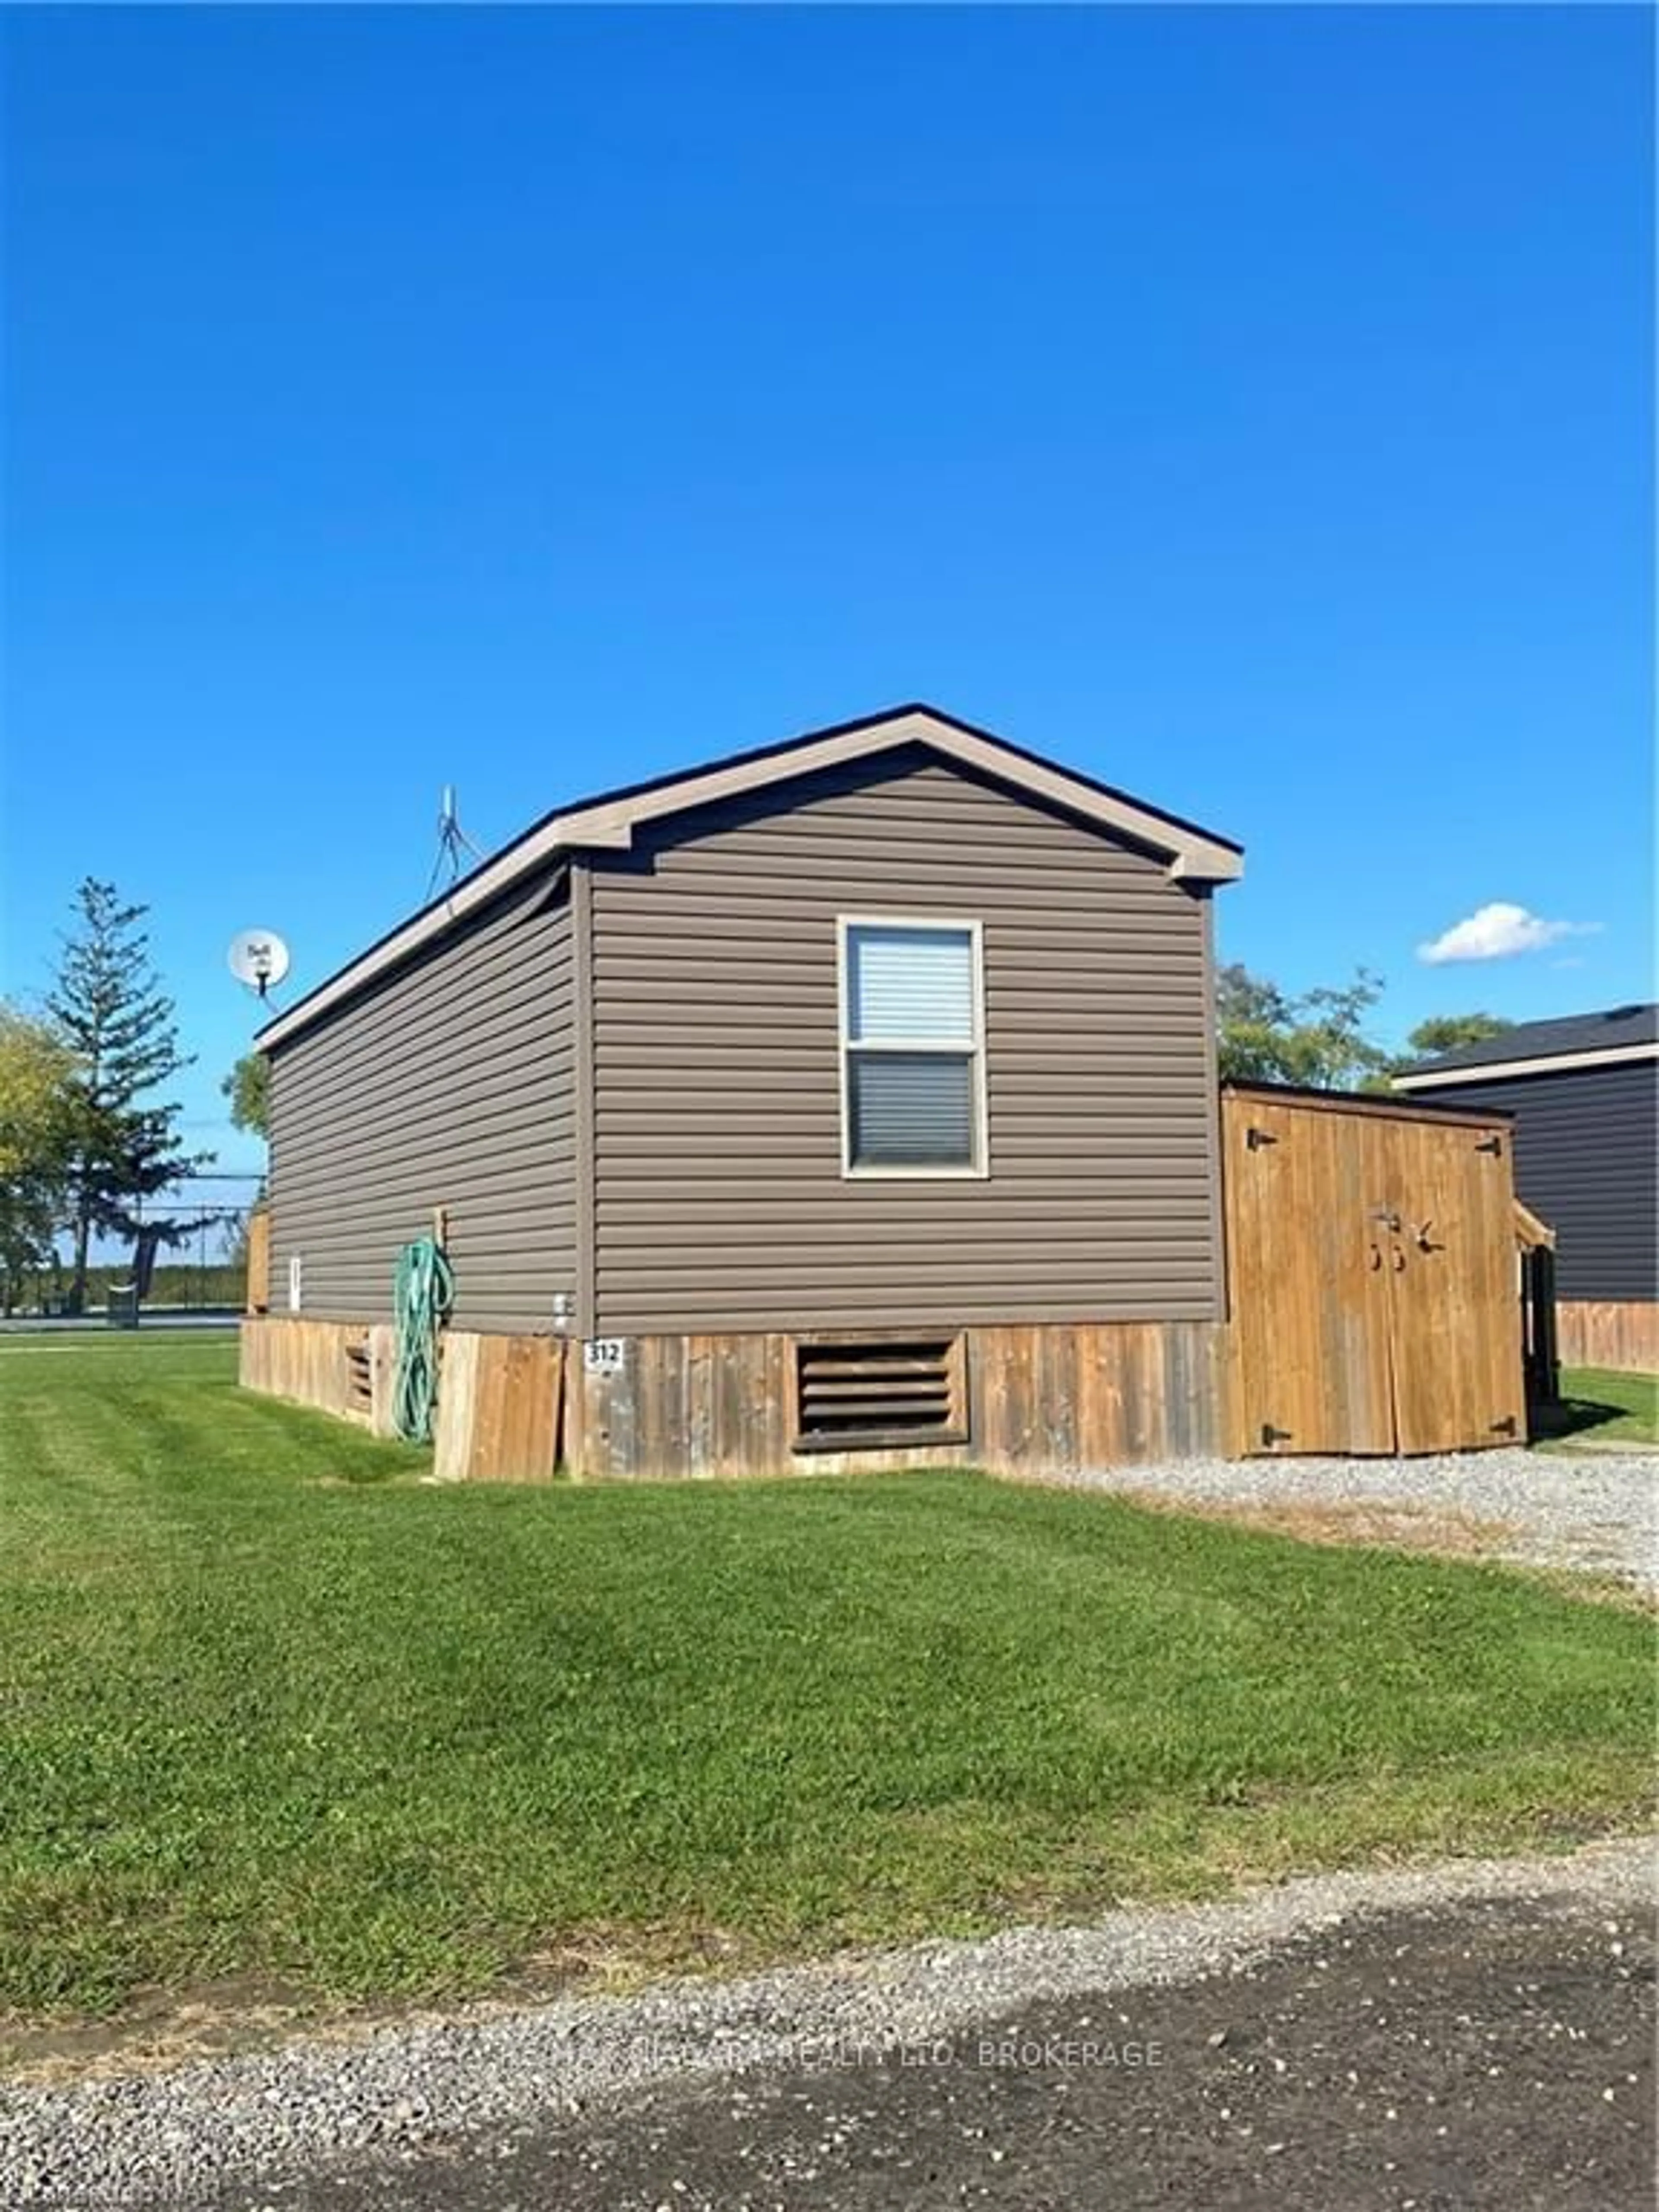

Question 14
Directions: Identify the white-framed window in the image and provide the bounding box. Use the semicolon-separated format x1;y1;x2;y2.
837;918;988;1176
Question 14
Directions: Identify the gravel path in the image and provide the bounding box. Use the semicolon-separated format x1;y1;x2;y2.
273;1880;1656;2212
1071;1446;1658;1593
0;1839;1650;2209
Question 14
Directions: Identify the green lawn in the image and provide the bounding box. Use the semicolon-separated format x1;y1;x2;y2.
1540;1367;1659;1448
0;1334;1651;2029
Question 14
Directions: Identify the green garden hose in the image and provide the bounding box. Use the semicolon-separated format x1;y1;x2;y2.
393;1235;454;1442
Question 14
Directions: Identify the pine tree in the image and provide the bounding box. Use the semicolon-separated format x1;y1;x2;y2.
47;879;203;1310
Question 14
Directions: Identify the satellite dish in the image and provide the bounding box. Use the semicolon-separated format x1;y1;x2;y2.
227;929;292;999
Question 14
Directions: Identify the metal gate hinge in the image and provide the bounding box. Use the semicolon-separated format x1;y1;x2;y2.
1246;1127;1279;1151
1475;1135;1503;1156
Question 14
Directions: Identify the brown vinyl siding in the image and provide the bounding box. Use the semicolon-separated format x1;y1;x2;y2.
268;876;575;1332
587;748;1221;1334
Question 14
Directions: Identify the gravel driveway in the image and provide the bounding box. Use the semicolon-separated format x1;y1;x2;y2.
230;1876;1655;2212
1068;1446;1657;1595
1;1841;1649;2210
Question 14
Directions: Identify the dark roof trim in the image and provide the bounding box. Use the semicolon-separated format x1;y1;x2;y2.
1224;1080;1513;1128
259;703;1243;1051
1394;1002;1657;1084
1395;1044;1658;1093
526;700;1245;862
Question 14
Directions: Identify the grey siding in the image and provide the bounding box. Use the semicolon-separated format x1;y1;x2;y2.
1421;1061;1658;1301
587;748;1221;1334
268;876;575;1332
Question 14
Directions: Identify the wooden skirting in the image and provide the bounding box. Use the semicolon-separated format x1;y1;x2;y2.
568;1321;1225;1482
1556;1301;1659;1376
433;1332;566;1483
243;1316;1225;1482
239;1317;397;1435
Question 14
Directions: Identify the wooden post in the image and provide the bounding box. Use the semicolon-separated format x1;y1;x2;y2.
1524;1246;1560;1409
245;1207;271;1315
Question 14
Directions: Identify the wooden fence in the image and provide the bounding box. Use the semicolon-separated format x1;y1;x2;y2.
1554;1302;1659;1376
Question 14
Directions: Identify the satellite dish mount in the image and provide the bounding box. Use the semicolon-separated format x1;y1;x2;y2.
428;785;485;899
227;929;292;1003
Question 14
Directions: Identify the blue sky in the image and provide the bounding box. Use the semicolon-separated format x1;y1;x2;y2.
3;5;1651;1179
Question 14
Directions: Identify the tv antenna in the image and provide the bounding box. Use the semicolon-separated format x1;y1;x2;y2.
427;785;486;900
227;928;292;1004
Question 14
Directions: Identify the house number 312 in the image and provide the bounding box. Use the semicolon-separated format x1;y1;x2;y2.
583;1339;626;1377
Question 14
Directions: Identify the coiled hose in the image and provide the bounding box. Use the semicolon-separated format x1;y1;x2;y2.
393;1235;454;1442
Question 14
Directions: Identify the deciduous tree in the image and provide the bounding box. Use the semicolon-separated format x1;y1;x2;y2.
1217;963;1393;1091
1400;1012;1513;1062
0;1004;77;1309
221;1051;269;1140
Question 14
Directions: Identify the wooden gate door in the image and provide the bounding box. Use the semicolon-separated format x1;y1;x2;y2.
1224;1090;1525;1456
1223;1093;1395;1454
1369;1115;1526;1453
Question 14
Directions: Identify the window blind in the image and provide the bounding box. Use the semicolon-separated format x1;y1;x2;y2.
847;927;974;1043
848;1053;975;1167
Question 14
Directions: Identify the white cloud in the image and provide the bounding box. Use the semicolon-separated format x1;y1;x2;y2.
1416;902;1599;966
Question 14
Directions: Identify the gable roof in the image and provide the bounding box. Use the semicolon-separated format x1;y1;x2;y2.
257;702;1243;1051
1393;1002;1659;1091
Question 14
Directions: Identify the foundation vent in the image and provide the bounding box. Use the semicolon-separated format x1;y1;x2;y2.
343;1337;374;1418
792;1335;968;1453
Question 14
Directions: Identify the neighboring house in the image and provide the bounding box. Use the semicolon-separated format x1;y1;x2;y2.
248;702;1244;1475
1394;1004;1659;1373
